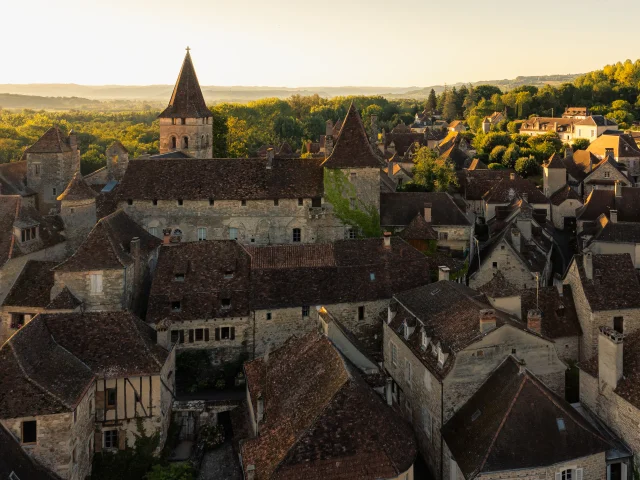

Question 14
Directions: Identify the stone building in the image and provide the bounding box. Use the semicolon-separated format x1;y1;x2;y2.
147;236;432;362
158;49;213;158
587;132;640;179
0;195;67;325
83;141;130;186
579;326;640;476
0;311;174;480
241;332;417;480
0;260;81;344
576;183;640;234
519;115;618;144
381;192;472;254
117;103;383;244
51;210;162;314
583;214;640;267
383;281;568;479
481;172;549;220
456;169;513;217
563;252;640;360
57;171;98;252
469;198;554;290
550;185;583;230
0;422;61;480
23;127;81;214
443;356;610;480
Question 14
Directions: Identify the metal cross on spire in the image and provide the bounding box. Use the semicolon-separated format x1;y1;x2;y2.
186;46;191;53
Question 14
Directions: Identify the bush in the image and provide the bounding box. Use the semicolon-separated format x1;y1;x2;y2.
199;424;225;451
515;156;540;177
489;145;507;164
146;463;195;480
487;163;505;170
572;138;590;150
502;144;520;169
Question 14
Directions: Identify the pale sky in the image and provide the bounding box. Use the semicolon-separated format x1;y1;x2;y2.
3;0;640;88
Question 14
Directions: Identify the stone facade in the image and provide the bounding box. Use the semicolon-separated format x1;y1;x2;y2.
159;117;213;158
1;387;94;480
583;161;632;196
105;141;129;181
383;322;567;480
53;267;133;312
59;197;96;253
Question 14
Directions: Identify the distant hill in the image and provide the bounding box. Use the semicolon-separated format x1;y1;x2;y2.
0;73;581;110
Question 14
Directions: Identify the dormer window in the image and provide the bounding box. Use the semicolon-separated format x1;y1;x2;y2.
174;273;185;282
437;346;445;366
20;226;38;243
224;270;234;279
370;272;376;281
221;298;231;309
403;323;409;340
421;330;428;349
171;301;181;312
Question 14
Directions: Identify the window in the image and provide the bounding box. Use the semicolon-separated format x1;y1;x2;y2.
274;199;279;206
298;198;304;206
614;316;624;334
52;187;57;197
311;197;322;207
370;272;376;281
241;200;247;207
347;228;357;239
90;273;103;294
358;305;365;320
591;129;595;138
209;198;214;206
72;445;77;464
104;430;118;449
148;227;158;237
578;129;582;137
492;262;498;269
437;347;445;365
20;226;37;242
422;407;433;440
204;329;210;341
302;306;310;317
174;273;185;282
171;330;179;344
34;163;41;175
177;199;184;206
391;342;398;366
9;313;26;329
604;171;610;178
182;136;189;149
197;227;207;241
181;118;186;125
557;418;566;432
292;228;301;243
266;312;272;320
224;270;234;279
21;420;36;444
152;199;158;206
221;298;231;309
511;348;517;354
405;359;412;382
229;228;238;240
439;231;449;240
171;137;177;149
188;329;194;343
104;388;117;409
127;199;133;205
179;330;185;344
216;326;235;340
195;329;204;341
171;118;176;125
171;301;181;312
558;468;583;480
73;408;77;423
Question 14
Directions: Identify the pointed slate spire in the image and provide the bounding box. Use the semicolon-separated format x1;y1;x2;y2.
322;103;383;168
158;49;211;119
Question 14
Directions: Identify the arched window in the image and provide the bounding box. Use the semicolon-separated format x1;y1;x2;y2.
181;118;186;125
171;137;177;149
183;136;189;149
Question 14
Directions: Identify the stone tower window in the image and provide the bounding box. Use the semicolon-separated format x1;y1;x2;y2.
614;316;624;334
34;163;41;175
171;137;177;149
181;118;186;125
172;118;176;125
292;228;301;243
21;420;37;444
182;136;189;149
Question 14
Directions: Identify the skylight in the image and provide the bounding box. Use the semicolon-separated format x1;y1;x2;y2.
556;418;566;432
370;272;376;281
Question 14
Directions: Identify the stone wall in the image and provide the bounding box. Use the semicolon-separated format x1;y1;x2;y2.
469;239;538;290
60;198;96;253
551;199;582;230
554;334;581;363
589;240;640;268
544;167;567;198
53;268;128;311
580;371;640;469
1;388;94;480
583;161;631;196
159;117;213;158
26;148;80;214
432;225;471;253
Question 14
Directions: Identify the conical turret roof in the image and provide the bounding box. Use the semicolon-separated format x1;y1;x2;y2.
57;171;98;201
158;50;211;119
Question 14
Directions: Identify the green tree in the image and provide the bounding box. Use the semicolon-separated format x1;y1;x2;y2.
515;156;540;177
502;144;520;168
210;109;229;157
489;145;507;164
572;138;590;150
442;90;458;122
226;116;250;157
425;89;437;113
410;147;458;192
146;464;195;480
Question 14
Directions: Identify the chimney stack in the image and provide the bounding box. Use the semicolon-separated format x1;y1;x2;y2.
68;129;77;151
615;180;622;198
246;465;256;480
438;266;450;282
605;148;615;160
511;228;521;252
610;209;618;223
325;120;333;136
266;148;274;169
424;203;432;223
527;309;542;334
598;326;624;388
479;308;497;333
584;250;593;280
383;231;392;248
385;377;393;406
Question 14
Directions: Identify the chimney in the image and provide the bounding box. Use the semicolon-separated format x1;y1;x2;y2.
385;377;393;406
370;114;379;144
615;180;622;198
598;326;624;388
565;146;573;158
155;319;172;349
325;120;334;137
246;465;256;480
387;302;397;324
162;228;172;245
424;203;432;223
438;266;450;282
527;309;542;334
479;308;497;333
553;273;563;295
266;148;274;169
325;134;333;158
68;129;77;151
583;250;593;280
610;209;618;223
605;148;615;160
509;172;515;181
383;231;392;248
511;228;521;252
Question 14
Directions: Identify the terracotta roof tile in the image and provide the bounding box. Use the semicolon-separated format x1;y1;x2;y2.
2;260;57;308
24;127;73;154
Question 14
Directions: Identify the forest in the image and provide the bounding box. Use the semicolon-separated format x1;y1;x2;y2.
1;59;640;175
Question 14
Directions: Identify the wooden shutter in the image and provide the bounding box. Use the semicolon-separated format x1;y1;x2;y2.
575;468;583;480
622;463;628;480
204;328;210;341
94;431;102;453
555;473;561;480
118;430;126;450
188;329;194;343
179;330;184;343
230;327;235;340
215;328;220;340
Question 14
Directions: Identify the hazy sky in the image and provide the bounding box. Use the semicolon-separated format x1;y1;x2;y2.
3;0;640;87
